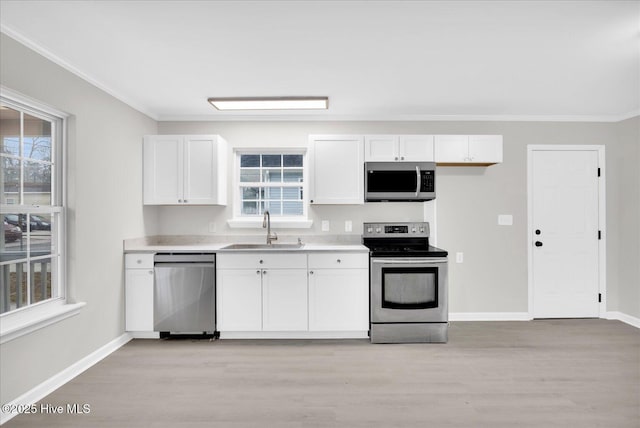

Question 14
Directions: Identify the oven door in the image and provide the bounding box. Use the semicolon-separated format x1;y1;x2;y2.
370;257;448;323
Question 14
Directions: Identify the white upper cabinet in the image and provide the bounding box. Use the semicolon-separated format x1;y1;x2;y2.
364;135;434;162
434;135;503;165
144;135;227;205
309;135;364;205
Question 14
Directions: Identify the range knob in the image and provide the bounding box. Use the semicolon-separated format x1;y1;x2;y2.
367;227;373;233
419;227;425;233
375;227;382;233
411;228;416;233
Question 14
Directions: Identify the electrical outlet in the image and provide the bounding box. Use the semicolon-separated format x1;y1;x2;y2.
345;220;352;232
456;252;464;263
498;215;513;226
208;222;217;233
321;220;330;232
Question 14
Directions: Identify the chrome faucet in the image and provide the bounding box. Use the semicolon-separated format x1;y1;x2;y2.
262;210;278;245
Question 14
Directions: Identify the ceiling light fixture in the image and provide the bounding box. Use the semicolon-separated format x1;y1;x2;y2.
207;96;328;111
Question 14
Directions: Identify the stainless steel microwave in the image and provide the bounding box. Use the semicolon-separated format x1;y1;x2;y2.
365;161;436;202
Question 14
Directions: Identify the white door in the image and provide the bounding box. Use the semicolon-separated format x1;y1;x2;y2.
530;148;601;318
217;269;262;331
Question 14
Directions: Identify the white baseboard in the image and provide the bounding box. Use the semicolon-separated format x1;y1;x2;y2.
450;312;532;321
605;311;640;329
220;331;369;339
0;333;132;425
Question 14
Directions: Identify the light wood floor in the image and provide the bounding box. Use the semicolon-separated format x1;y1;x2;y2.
6;320;640;427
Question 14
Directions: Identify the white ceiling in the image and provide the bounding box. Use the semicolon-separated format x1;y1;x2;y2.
1;1;638;121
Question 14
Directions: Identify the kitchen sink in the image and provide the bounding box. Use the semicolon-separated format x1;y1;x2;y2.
221;243;305;250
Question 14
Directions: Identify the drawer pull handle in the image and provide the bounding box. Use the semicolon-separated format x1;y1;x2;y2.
256;270;261;275
259;260;264;264
309;271;314;275
137;259;142;264
262;270;267;275
337;259;341;263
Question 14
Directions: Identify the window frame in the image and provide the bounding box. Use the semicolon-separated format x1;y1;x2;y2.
228;148;312;229
0;87;79;344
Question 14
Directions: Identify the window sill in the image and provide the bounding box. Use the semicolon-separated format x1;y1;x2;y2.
227;218;313;229
0;301;86;344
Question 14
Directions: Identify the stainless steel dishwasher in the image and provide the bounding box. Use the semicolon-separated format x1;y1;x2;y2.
153;253;216;337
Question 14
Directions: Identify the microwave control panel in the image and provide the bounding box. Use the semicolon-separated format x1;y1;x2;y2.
421;170;435;192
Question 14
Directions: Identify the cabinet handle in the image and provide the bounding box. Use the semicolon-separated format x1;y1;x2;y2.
401;156;405;160
178;199;183;203
259;260;264;264
136;259;142;264
149;270;153;275
256;270;261;274
262;270;267;275
394;156;399;161
310;200;314;203
337;259;341;263
184;199;188;203
309;271;314;275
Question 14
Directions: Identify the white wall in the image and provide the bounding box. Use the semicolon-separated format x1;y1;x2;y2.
0;33;158;403
158;120;639;317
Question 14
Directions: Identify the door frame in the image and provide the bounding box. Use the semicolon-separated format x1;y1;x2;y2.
527;145;606;318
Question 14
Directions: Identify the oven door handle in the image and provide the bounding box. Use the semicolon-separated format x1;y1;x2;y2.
372;258;448;264
415;166;420;196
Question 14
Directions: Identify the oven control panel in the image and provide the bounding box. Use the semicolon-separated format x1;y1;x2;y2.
363;222;430;238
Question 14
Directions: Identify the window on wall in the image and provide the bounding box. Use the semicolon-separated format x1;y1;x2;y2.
237;152;306;218
0;97;64;316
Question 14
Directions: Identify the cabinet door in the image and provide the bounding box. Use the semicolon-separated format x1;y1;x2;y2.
183;135;227;205
434;135;469;163
262;269;308;331
468;135;503;164
309;136;364;205
364;135;398;161
125;268;154;331
399;135;434;161
217;269;262;331
308;269;368;331
143;136;184;204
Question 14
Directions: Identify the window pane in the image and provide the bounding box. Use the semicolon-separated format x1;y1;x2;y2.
262;155;281;167
240;155;260;167
0;262;29;313
264;187;281;199
30;214;53;258
0;107;20;155
242;187;260;200
24;161;52;205
240;169;260;182
2;213;26;257
242;201;259;215
2;156;20;204
283;201;303;215
24;136;52;162
262;169;282;182
282;187;302;200
265;200;282;215
283;169;303;183
283;155;302;167
31;258;52;304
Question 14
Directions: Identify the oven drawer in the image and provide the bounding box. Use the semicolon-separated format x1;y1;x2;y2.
308;253;368;269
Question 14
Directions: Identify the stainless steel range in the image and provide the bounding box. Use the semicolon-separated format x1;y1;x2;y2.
363;222;449;343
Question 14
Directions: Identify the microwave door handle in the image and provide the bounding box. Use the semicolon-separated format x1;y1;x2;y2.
415;166;420;196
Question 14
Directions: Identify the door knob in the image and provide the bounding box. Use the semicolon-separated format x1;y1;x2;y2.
535;229;541;235
535;241;543;247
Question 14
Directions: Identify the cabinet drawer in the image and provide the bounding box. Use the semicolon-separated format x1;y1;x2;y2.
308;252;368;269
217;253;307;269
125;253;155;269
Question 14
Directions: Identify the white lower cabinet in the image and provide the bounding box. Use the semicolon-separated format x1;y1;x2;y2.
217;251;369;338
216;253;308;333
124;253;155;332
308;253;369;332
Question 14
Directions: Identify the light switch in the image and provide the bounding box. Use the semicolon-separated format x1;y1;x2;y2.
456;252;464;263
321;220;330;232
345;220;352;232
498;215;513;226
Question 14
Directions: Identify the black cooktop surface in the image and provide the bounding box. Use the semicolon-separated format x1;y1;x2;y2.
366;244;448;258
